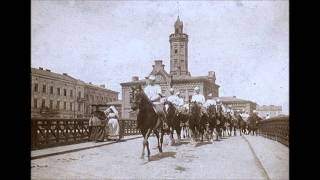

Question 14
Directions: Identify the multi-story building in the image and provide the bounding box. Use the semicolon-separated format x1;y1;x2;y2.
31;67;119;119
120;17;220;119
84;83;119;115
256;105;282;119
212;96;257;114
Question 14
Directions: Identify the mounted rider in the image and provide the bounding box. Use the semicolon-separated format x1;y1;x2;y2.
166;88;180;107
204;93;216;109
191;86;206;116
143;75;166;120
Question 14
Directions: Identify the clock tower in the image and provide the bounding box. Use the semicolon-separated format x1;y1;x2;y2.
169;16;190;77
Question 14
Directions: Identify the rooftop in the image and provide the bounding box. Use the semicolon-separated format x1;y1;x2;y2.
213;96;256;104
32;67;119;94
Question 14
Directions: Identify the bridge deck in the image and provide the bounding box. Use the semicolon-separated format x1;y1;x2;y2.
31;134;288;179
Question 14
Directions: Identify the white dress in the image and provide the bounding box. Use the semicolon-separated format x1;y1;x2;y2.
107;112;120;140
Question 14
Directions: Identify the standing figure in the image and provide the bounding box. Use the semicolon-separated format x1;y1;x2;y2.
104;106;120;141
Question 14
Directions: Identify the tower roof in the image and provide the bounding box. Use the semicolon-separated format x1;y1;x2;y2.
175;16;183;26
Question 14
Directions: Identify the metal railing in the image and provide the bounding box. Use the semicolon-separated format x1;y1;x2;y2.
31;118;140;150
258;116;289;146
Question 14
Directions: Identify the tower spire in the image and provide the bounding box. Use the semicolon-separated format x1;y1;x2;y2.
177;1;180;18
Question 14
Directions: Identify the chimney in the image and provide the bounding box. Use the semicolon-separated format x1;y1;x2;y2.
233;96;236;98
45;69;51;72
39;67;43;70
208;71;216;82
63;73;68;76
132;76;139;81
89;82;92;84
100;84;105;88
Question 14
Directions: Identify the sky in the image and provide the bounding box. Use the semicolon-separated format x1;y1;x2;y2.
31;0;289;114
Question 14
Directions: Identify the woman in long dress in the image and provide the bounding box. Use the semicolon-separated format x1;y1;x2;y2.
104;106;120;141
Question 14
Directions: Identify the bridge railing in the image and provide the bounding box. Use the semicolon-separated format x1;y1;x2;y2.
31;118;140;150
258;116;289;146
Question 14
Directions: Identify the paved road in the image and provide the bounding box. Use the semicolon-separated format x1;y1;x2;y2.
31;133;288;179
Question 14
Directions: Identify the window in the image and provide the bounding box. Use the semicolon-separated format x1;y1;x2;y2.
34;83;38;92
49;100;53;109
56;101;60;110
78;91;81;98
49;86;53;94
70;90;73;97
70;103;73;111
78;103;81;111
64;102;66;110
64;89;67;96
57;88;61;95
41;99;45;108
174;49;178;54
33;98;37;108
85;95;88;100
42;85;46;93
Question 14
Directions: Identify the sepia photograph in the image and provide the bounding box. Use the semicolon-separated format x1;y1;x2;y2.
31;0;289;179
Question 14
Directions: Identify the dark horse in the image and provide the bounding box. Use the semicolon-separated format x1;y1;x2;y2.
189;102;207;142
248;113;262;136
164;101;182;144
237;114;248;135
188;102;200;142
207;104;218;141
130;85;166;160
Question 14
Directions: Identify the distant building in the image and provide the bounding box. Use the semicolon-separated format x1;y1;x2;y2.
31;67;119;119
256;105;282;119
84;83;119;116
120;17;220;119
213;96;257;114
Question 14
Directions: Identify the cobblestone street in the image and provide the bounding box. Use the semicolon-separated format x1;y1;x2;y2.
31;133;288;180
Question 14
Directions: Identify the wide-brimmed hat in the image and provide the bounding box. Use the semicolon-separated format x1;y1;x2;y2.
175;91;180;95
208;93;212;97
194;86;200;91
169;88;174;93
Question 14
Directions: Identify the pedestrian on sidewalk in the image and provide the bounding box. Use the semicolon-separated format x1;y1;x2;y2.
104;106;120;141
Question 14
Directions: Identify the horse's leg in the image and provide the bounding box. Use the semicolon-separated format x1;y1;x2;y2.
154;130;161;153
176;126;181;143
141;129;146;159
144;129;152;160
159;128;164;153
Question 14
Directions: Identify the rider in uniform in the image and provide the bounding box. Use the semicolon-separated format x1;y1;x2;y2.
191;86;206;115
143;75;167;126
166;88;180;106
204;93;216;108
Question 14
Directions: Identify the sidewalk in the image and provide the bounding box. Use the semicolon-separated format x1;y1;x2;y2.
244;135;289;180
31;135;142;160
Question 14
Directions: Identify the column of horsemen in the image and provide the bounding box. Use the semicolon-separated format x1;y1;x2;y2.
143;75;262;143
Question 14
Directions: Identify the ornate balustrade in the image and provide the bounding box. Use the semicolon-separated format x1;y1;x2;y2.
258;116;289;146
31;118;139;150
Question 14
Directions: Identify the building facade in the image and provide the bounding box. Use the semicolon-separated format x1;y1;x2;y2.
84;83;119;116
256;105;282;119
120;17;220;119
31;67;119;119
212;96;257;114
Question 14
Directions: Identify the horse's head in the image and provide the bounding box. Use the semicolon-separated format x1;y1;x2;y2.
130;85;145;111
207;104;216;115
164;101;176;116
189;101;201;115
